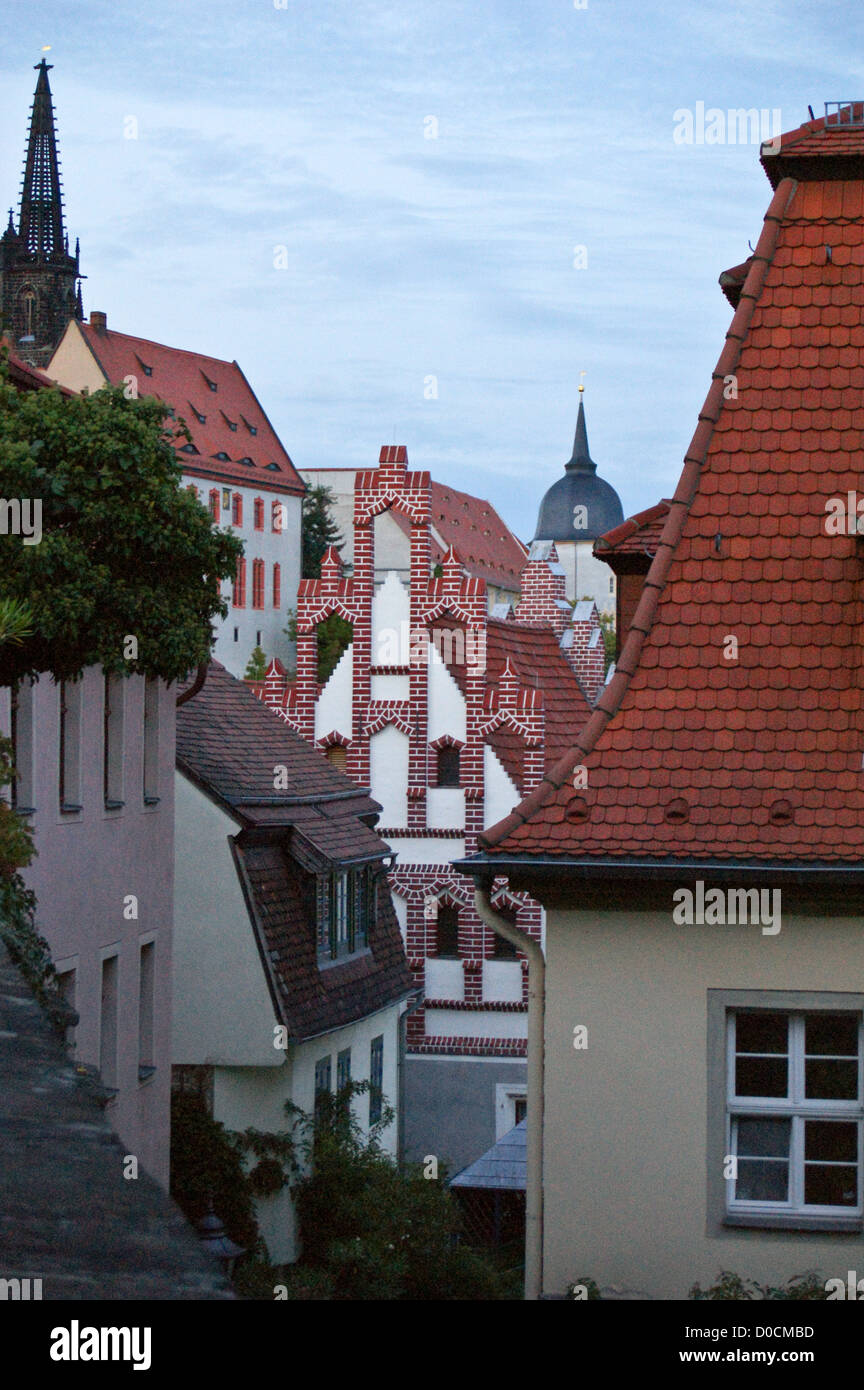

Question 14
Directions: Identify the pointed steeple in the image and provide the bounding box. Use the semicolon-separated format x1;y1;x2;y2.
18;59;66;262
565;389;596;475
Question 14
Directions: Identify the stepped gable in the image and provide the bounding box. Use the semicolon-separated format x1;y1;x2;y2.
176;661;413;1041
73;319;304;494
475;108;864;865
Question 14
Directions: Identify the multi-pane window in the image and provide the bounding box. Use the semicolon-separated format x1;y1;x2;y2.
726;1010;863;1220
436;905;460;958
103;674;125;807
232;493;243;527
316;868;373;961
254;497;264;530
58;678;82;811
369;1035;384;1125
252;558;265;609
233;556;246;608
272;562;281;610
209;489;220;521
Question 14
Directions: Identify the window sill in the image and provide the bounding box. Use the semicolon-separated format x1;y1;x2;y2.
60;802;83;815
104;799;125;811
14;805;35;817
318;946;372;972
725;1211;862;1233
138;1065;157;1085
143;795;161;807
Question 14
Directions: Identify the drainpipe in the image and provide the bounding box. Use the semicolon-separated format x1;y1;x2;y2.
473;887;545;1302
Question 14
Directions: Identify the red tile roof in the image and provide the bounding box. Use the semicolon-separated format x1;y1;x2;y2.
429;482;527;592
474;141;864;866
72;321;304;495
485;618;593;794
593;501;671;569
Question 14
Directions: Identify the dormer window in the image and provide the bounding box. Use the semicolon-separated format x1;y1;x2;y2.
180;443;199;455
188;402;206;425
238;457;254;466
241;416;258;436
201;371;218;392
135;355;153;378
316;867;373;960
213;451;231;461
222;412;238;432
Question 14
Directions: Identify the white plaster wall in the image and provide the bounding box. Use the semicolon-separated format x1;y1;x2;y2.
483;744;521;829
425;1008;527;1040
369;725;409;827
212;1062;297;1263
173;774;280;1066
556;539;616;615
371;673;410;700
391;891;408;945
427;649;466;745
315;642;353;742
372;571;410;663
426;959;465;1001
483;960;523;1003
543;908;864;1299
427;788;465;828
385;836;465;864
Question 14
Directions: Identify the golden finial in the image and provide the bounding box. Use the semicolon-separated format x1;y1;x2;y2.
578;371;586;394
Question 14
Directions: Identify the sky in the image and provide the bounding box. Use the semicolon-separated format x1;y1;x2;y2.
2;0;863;540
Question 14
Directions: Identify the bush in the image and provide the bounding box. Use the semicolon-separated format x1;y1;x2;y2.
690;1270;829;1301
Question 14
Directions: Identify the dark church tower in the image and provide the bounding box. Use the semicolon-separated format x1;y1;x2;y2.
0;60;82;368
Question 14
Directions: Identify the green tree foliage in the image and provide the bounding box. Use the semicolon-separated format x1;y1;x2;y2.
244;646;268;682
316;613;353;686
690;1270;829;1300
284;1083;515;1300
169;1091;262;1255
302;485;344;579
0;356;242;686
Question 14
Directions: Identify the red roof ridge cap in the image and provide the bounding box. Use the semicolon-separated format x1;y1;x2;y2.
477;175;795;853
82;320;236;371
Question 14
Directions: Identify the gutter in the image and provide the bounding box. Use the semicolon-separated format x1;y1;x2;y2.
473;887;544;1303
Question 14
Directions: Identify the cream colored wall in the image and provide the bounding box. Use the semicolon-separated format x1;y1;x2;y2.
47;321;107;393
544;907;864;1300
173;774;281;1066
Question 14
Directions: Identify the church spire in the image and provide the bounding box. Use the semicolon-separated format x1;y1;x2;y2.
565;393;597;474
18;59;66;261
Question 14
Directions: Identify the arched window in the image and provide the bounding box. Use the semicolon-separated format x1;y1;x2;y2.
436;905;460;959
436;744;461;788
233;556;246;608
252;558;265;609
272;562;281;609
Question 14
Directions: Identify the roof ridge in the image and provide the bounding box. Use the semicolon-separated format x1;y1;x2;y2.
84;322;236;370
477;174;798;851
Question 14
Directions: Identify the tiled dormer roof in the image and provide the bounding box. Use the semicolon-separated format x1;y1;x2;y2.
593;501;671;571
177;661;414;1040
73;322;304;495
470;119;864;867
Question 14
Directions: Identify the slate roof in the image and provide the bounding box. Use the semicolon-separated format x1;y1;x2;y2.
177;662;414;1040
450;1119;526;1191
471;115;864;866
69;320;305;495
0;943;231;1299
485;619;593;796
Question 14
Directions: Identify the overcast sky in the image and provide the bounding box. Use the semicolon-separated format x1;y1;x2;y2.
2;1;862;539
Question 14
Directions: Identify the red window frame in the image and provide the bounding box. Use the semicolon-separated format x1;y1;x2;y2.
272;562;281;609
233;556;246;608
252;558;265;610
209;489;220;521
254;497;264;530
271;500;284;533
232;493;243;527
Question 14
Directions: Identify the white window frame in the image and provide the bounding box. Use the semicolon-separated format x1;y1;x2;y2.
726;1008;863;1224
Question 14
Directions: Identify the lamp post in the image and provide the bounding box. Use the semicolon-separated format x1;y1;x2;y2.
195;1203;245;1280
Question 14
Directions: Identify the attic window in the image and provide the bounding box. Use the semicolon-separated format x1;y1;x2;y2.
180;443;199;455
201;372;218;392
135;355;153;378
213;451;231;461
189;403;206;425
238;457;254;466
223;413;238;432
265;462;280;471
664;797;690;824
242;416;258;436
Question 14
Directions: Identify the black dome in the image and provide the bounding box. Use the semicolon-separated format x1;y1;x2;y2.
533;399;624;543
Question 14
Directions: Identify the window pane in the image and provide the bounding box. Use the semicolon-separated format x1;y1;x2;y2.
804;1165;858;1207
806;1014;858;1057
736;1012;788;1053
805;1120;858;1163
737;1116;791;1158
805;1059;858;1100
735;1056;788;1097
735;1160;789;1203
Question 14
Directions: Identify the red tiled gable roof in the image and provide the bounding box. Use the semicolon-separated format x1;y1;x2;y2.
74;323;304;495
429;482;527;592
2;345;74;395
762;104;864;185
476;132;864;866
485;618;593;795
593;501;671;569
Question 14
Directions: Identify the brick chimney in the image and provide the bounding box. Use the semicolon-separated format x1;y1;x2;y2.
89;310;107;332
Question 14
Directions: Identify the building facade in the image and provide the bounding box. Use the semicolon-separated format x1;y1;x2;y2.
253;447;601;1172
48;314;305;678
